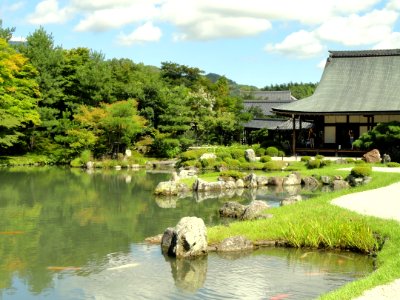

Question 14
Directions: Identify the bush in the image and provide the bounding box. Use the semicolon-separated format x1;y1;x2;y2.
278;150;285;157
345;158;356;164
355;160;367;165
315;154;325;160
217;151;232;161
219;170;245;180
260;155;272;163
320;159;332;167
255;147;266;156
180;149;205;162
266;146;279;157
239;162;265;170
307;159;321;169
230;149;245;159
387;162;400;168
263;160;285;171
351;165;372;178
301;156;311;162
70;157;82;168
224;158;241;169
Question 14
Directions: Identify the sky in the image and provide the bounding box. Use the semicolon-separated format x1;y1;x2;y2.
1;0;400;88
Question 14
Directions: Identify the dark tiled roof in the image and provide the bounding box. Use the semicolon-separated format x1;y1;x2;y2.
273;49;400;115
244;90;296;116
244;118;312;130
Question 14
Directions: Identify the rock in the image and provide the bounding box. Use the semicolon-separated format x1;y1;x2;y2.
241;200;271;220
125;149;132;157
174;217;208;258
115;165;121;170
268;176;284;186
244;149;256;162
219;201;246;218
331;179;350;190
302;176;320;188
283;173;301;185
235;179;244;188
363;149;381;163
320;176;331;185
281;195;302;206
178;168;198;178
171;172;180;182
243;173;258;188
86;161;94;169
223;180;237;190
145;234;163;244
200;153;217;160
155;181;188;195
169;256;207;292
363;176;372;184
256;176;269;186
383;153;391;163
193;178;224;192
217;236;254;252
131;164;140;169
161;227;176;256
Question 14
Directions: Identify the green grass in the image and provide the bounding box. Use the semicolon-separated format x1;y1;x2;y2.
206;170;400;300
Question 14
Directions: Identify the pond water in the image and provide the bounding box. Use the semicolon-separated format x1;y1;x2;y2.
0;167;373;299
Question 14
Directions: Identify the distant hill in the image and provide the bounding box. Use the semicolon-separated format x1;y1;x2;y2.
205;73;259;95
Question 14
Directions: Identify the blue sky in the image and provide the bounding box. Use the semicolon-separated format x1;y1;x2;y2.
1;0;400;88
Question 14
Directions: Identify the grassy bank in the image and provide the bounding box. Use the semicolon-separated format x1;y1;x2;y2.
207;170;400;299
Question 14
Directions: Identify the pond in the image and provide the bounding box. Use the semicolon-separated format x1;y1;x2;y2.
0;167;373;299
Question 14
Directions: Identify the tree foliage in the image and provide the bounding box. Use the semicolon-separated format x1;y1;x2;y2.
262;82;317;99
0;38;40;149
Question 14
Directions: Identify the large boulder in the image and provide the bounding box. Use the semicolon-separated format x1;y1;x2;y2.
241;200;272;220
178;168;198;179
235;179;244;188
219;201;246;218
283;173;301;185
217;236;254;252
363;149;381;163
161;217;208;258
257;176;269;186
320;176;331;185
244;149;256;162
155;181;188;195
243;173;258;188
331;179;350;190
301;176;320;189
268;176;284;186
193;178;224;192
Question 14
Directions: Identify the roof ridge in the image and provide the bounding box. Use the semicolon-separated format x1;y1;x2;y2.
329;49;400;58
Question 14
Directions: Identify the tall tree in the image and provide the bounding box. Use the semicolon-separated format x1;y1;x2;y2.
0;19;15;41
0;39;41;151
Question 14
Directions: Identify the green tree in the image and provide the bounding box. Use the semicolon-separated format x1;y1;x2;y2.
0;38;41;151
0;19;15;41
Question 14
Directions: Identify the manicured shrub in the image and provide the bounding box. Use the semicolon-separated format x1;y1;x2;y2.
219;170;245;180
217;151;232;161
224;158;241;169
345;158;356;164
301;156;311;162
180;150;205;162
238;157;247;163
387;162;400;168
230;149;245;159
355;160;367;165
266;146;279;157
278;150;285;157
240;162;265;170
320;159;332;167
181;159;198;167
80;150;92;164
307;159;321;169
255;147;266;156
260;155;272;163
351;165;372;178
70;157;82;168
315;154;325;160
263;160;285;171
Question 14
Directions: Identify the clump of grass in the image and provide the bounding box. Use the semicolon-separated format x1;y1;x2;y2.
351;165;372;177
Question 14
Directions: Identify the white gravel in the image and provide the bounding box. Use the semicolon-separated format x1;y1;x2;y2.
331;167;400;299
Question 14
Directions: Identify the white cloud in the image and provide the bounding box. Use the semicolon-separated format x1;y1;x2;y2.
117;22;162;45
70;0;143;11
315;9;398;46
10;36;27;43
27;0;73;24
317;59;327;69
4;1;25;12
373;32;400;49
387;0;400;10
265;30;325;58
74;2;159;32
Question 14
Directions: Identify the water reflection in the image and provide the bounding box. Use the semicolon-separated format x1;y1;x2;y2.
0;167;371;300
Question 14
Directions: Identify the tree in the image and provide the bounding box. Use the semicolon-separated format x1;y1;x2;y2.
353;121;400;162
0;19;15;41
0;39;41;150
160;62;204;89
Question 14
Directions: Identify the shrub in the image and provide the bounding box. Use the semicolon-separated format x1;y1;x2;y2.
345;158;356;164
219;170;245;180
351;165;372;177
180;150;205;162
152;138;181;158
255;147;266;156
238;157;247;163
230;149;245;159
80;150;92;164
201;158;217;169
181;159;198;167
240;162;265;170
355;160;367;165
307;159;321;169
217;151;232;161
320;159;332;167
224;158;241;169
278;150;285;157
315;154;325;160
301;156;311;162
263;160;285;171
260;155;272;163
386;162;400;168
266;146;279;157
70;157;82;168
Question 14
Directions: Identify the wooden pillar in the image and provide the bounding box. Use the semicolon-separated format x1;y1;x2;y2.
292;114;296;155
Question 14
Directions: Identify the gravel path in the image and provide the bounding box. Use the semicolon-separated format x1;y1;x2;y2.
331;167;400;299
